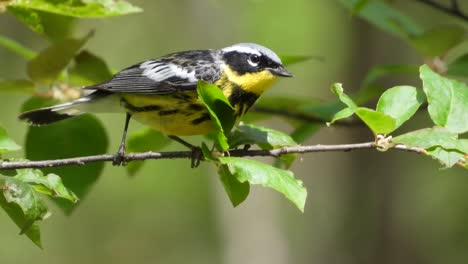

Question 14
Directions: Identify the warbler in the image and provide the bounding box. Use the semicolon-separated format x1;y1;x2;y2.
19;43;293;165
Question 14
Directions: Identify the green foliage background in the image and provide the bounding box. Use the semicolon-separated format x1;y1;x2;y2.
0;1;467;264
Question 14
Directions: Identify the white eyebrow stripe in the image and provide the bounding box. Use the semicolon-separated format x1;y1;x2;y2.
222;46;261;56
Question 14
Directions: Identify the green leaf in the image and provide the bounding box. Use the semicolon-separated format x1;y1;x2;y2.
329;84;421;134
217;165;250;207
228;123;297;149
392;128;467;168
8;6;76;40
228;123;298;169
339;0;423;38
24;98;108;214
7;6;45;35
27;32;93;85
40;11;75;41
376;86;424;130
197;81;235;150
356;64;419;104
69;50;113;86
280;55;317;66
218;157;307;212
426;146;465;168
20;96;60;113
392;127;467;153
331;83;357;109
0;34;36;59
420;65;468;133
328;107;356;125
126;128;171;176
8;0;142;18
0;198;42;248
0;175;48;247
447;54;468;77
350;0;370;14
14;169;78;203
355;108;396;135
0;79;35;94
328;83;358;124
0;125;21;153
201;142;216;161
409;25;465;57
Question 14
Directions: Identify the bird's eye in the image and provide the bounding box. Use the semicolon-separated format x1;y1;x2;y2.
248;54;260;66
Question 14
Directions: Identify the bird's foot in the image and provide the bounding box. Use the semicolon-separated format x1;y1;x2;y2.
112;146;127;166
190;147;203;168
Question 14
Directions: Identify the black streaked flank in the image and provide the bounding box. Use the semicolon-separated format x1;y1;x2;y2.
228;85;259;113
158;109;179;116
188;103;205;111
173;93;193;101
191;113;211;125
121;98;162;112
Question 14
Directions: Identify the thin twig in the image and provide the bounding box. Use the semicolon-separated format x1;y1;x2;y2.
415;0;468;21
0;142;428;170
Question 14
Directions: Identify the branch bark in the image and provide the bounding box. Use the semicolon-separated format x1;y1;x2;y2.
0;142;427;170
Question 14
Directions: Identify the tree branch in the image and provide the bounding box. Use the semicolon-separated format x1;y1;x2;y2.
0;142;428;170
415;0;468;21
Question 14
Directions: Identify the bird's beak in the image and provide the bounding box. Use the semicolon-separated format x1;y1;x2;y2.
269;65;294;77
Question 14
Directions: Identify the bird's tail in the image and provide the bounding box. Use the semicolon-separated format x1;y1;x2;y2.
18;91;112;126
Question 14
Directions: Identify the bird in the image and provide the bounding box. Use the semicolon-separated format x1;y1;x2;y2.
18;43;293;166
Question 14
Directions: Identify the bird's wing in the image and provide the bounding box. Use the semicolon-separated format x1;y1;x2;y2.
86;51;221;94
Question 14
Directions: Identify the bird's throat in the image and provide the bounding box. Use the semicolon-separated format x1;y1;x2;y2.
222;65;278;95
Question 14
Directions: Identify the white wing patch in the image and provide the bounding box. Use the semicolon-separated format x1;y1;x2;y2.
140;61;197;83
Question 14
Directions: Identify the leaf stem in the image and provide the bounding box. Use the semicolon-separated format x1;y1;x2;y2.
0;35;36;59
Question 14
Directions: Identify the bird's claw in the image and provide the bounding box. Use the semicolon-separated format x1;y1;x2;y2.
112;147;127;166
190;147;203;168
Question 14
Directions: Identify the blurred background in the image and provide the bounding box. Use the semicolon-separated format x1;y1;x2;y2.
0;0;467;263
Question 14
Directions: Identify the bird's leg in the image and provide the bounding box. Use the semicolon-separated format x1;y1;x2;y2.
168;135;203;168
113;112;132;166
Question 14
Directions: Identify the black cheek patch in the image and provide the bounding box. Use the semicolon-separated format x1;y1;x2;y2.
223;52;258;75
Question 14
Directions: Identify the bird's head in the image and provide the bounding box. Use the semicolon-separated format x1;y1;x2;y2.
220;43;293;94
